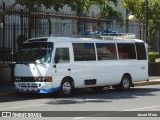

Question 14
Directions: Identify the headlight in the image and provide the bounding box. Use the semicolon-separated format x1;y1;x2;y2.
35;77;52;82
15;77;21;81
14;77;52;82
44;77;52;82
35;77;43;82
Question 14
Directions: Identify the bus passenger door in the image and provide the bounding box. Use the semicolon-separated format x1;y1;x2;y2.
52;43;72;86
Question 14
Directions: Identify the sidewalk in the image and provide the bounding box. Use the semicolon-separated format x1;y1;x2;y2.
134;76;160;86
0;76;160;97
0;85;15;97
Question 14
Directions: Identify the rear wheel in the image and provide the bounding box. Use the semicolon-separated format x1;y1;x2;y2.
60;79;73;96
116;75;131;91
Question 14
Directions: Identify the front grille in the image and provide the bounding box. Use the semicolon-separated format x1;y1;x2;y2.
18;83;41;88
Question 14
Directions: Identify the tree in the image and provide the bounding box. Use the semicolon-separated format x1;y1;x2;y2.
17;0;122;20
16;0;94;12
17;0;96;33
16;0;64;11
60;0;96;33
68;0;123;31
64;0;95;12
121;0;160;49
93;0;123;22
16;0;123;33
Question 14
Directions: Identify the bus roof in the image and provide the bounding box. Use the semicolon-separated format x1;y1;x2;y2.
26;36;144;43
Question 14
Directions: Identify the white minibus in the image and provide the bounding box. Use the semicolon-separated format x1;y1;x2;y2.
14;35;148;96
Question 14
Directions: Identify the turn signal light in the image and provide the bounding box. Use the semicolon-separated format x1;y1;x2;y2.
45;77;52;82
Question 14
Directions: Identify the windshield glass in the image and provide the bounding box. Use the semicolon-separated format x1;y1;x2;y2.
16;42;53;64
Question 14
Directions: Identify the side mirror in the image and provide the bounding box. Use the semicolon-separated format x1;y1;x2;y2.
54;58;58;64
53;58;58;68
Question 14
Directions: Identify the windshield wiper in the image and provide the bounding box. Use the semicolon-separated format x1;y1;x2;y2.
34;62;46;68
37;63;46;67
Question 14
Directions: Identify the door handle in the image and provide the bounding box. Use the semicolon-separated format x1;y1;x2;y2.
68;68;71;71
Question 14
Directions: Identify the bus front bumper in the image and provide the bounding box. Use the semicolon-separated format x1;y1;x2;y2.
14;82;60;94
15;87;60;94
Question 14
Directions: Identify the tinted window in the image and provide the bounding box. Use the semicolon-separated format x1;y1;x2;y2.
55;48;70;63
73;43;96;61
135;43;147;60
117;43;136;59
96;43;117;60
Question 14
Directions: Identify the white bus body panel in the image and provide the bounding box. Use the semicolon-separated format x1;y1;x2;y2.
14;37;148;94
14;64;50;76
71;61;98;88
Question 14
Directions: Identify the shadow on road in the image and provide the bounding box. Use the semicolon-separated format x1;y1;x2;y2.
0;86;160;104
46;87;160;105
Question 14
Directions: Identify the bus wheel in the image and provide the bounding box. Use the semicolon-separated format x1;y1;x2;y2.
118;75;131;91
60;79;73;96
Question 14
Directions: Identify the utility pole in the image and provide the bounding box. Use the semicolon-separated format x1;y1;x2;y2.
145;0;148;44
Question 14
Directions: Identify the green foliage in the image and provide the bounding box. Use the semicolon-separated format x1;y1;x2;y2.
121;0;145;19
17;0;122;21
121;0;160;48
16;0;94;12
16;0;64;11
148;51;160;62
93;0;123;22
65;0;95;12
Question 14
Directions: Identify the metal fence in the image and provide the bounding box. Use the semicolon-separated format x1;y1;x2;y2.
0;2;141;62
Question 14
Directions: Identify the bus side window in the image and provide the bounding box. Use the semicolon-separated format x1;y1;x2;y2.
117;43;136;60
73;43;96;61
55;48;70;63
96;43;117;60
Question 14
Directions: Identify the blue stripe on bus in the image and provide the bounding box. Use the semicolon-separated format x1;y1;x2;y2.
16;87;60;94
40;87;60;93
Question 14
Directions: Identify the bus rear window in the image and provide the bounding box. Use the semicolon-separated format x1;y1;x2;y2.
135;43;147;60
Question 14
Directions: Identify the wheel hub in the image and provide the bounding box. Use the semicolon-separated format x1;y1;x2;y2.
63;82;71;94
123;78;129;88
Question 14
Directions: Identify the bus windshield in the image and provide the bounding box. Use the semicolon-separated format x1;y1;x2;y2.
16;42;53;64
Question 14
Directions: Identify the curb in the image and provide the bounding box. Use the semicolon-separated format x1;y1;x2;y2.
134;80;160;86
0;80;160;97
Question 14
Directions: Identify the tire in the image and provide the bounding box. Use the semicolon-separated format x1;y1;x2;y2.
60;79;73;96
117;75;131;91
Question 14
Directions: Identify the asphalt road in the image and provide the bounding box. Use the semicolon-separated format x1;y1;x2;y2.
0;85;160;120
